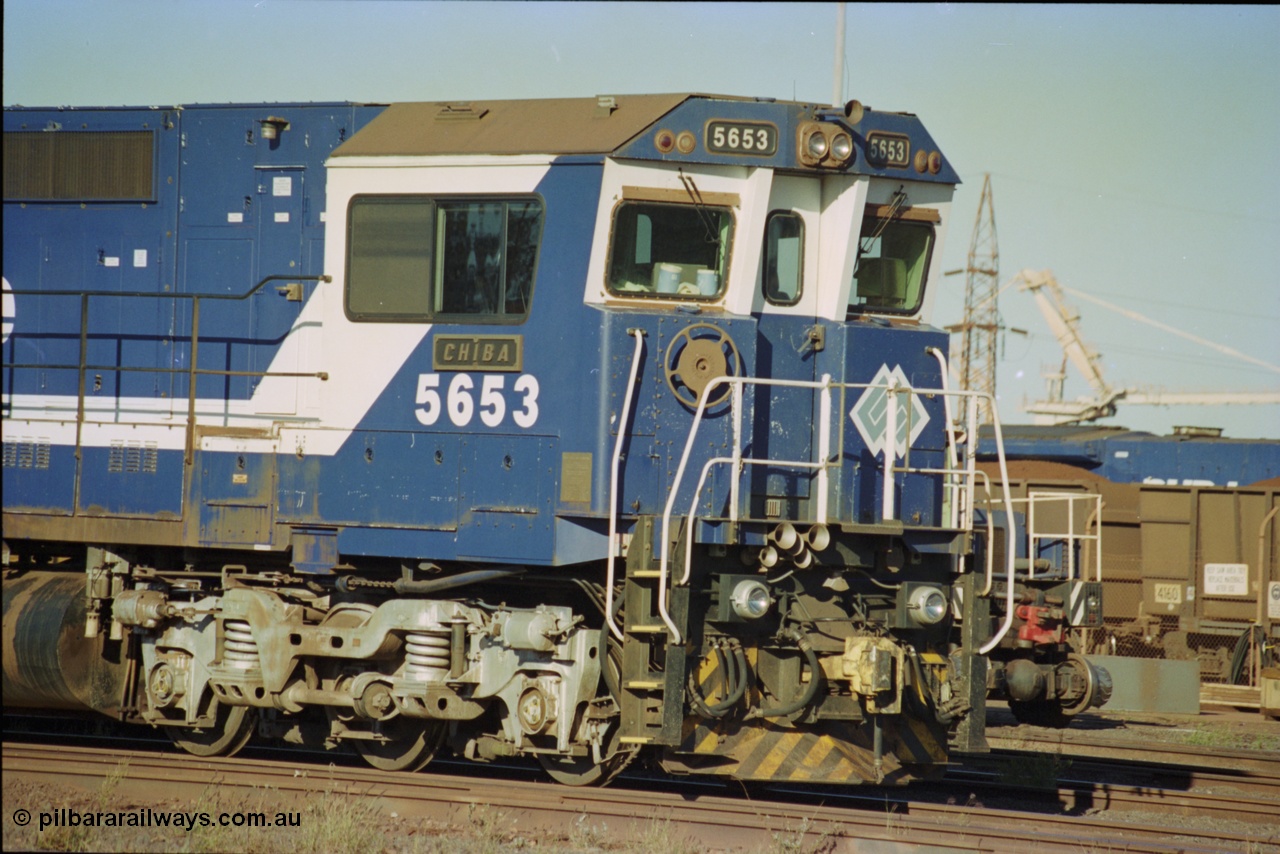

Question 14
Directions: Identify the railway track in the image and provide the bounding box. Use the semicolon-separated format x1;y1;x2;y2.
985;726;1280;777
11;711;1276;820
4;738;1275;853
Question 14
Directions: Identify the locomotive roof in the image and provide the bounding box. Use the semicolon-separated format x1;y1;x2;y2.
328;94;702;158
326;93;959;183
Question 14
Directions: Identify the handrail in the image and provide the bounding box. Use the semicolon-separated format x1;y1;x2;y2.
904;467;997;595
977;410;1017;654
1021;491;1104;582
605;329;645;642
653;371;1019;653
816;373;834;524
3;274;332;469
1257;506;1279;686
883;374;897;521
926;347;961;530
655;373;844;640
657;373;841;642
3;274;327;302
682;455;825;586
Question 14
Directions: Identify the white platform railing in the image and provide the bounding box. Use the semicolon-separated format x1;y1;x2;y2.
644;363;1018;649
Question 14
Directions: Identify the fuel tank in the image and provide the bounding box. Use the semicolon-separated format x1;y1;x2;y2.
2;571;130;715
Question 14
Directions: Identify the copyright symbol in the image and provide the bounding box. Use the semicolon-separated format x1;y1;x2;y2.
14;809;31;826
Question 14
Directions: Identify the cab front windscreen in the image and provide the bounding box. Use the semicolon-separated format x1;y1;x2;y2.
849;216;933;316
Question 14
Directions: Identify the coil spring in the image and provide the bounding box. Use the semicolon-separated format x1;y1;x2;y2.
223;620;260;669
404;630;450;681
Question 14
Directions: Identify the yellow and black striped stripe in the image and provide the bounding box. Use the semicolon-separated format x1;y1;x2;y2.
667;719;941;784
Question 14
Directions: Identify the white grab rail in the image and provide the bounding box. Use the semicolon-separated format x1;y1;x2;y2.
1021;491;1104;583
604;329;645;641
649;369;1018;652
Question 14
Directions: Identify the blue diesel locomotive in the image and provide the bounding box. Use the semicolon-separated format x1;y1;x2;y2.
2;94;1108;784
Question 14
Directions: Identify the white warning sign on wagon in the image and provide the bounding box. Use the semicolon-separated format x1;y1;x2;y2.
1269;581;1280;620
1203;563;1249;596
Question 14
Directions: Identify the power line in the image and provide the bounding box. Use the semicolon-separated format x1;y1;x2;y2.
984;170;1280;225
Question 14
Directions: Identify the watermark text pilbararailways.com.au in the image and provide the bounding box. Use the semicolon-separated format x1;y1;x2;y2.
13;806;301;833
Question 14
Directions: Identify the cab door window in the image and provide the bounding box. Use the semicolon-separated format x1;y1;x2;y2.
763;211;803;305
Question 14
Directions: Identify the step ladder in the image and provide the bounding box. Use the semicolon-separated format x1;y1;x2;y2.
618;517;688;747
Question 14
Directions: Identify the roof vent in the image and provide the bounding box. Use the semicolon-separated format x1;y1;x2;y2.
1172;425;1223;439
435;103;488;122
595;95;618;118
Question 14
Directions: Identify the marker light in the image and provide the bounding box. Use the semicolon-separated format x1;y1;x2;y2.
731;579;772;619
654;129;676;154
907;586;948;625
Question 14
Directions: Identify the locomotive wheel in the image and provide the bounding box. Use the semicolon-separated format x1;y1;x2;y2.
663;323;741;408
167;702;256;757
538;635;636;786
352;718;446;772
1007;699;1072;729
318;602;447;772
537;719;632;786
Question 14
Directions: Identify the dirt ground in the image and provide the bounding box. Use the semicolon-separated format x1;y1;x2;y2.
988;700;1280;752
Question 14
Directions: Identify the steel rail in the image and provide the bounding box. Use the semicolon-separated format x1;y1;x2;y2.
5;741;1270;854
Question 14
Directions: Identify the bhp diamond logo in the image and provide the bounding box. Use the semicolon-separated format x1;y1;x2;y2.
849;364;929;458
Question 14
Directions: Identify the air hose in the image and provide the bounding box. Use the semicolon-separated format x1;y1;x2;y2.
688;640;748;718
336;567;525;595
748;627;823;720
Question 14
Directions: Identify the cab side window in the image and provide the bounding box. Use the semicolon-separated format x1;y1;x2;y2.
345;195;542;323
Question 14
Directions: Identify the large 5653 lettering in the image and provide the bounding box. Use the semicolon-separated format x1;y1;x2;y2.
415;373;539;428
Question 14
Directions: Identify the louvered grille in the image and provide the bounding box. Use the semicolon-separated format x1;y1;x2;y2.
3;131;155;201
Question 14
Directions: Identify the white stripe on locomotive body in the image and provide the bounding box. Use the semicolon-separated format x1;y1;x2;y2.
2;157;554;458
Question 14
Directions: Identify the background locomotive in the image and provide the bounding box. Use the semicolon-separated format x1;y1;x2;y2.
3;94;1108;786
978;425;1279;688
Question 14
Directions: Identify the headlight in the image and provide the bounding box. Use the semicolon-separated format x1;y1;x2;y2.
830;132;854;163
805;131;829;160
907;586;947;625
797;123;854;169
731;579;772;619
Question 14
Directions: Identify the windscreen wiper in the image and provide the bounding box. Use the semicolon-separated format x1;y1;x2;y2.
678;169;722;246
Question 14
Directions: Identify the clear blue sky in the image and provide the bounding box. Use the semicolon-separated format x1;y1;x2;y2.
6;2;1278;439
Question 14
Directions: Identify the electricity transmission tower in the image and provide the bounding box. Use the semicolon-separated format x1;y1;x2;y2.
954;174;1000;424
